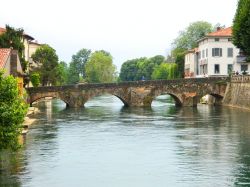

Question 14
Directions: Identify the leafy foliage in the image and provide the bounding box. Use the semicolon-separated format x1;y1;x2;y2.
71;48;91;79
0;71;28;150
233;0;250;61
31;44;59;86
119;55;165;81
85;51;116;83
0;25;27;71
55;61;68;85
151;63;178;80
30;73;40;87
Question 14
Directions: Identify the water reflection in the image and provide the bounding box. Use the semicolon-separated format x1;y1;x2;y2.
1;95;250;186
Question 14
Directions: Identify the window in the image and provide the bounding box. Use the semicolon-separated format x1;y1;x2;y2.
202;50;205;58
215;38;220;42
215;64;220;74
228;64;233;74
228;38;232;42
198;52;201;59
227;48;233;57
241;65;248;72
212;48;222;57
206;49;208;57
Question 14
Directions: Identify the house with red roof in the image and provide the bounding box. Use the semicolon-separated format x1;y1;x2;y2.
0;48;24;94
184;27;250;78
0;26;42;71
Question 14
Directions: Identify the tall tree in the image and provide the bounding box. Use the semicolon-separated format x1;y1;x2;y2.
55;61;68;85
119;59;140;81
71;48;91;79
85;51;116;83
0;71;28;150
233;0;250;61
0;25;27;70
31;44;59;86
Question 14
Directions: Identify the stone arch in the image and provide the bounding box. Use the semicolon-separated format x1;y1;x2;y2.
82;89;129;107
152;92;183;107
198;92;224;105
28;92;70;107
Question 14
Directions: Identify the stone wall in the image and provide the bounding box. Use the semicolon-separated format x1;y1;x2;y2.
223;75;250;110
26;77;229;108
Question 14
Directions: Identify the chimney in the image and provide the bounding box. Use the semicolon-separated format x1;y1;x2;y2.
10;50;18;77
217;27;221;31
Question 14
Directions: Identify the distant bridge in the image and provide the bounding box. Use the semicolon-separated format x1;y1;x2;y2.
26;77;229;108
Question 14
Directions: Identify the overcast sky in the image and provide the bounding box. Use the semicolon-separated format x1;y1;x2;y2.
0;0;238;70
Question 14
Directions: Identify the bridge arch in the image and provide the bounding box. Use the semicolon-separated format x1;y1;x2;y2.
83;91;129;107
199;93;224;105
152;92;183;107
28;92;71;107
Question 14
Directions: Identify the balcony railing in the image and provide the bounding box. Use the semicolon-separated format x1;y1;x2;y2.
237;55;247;63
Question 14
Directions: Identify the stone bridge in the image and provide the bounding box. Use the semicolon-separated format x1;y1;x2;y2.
26;77;229;108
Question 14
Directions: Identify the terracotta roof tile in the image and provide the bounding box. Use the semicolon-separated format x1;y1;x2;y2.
0;48;11;68
207;27;232;37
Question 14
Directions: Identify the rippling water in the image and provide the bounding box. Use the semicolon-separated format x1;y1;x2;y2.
1;95;250;187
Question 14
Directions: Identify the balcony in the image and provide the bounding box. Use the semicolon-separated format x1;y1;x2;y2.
237;55;247;63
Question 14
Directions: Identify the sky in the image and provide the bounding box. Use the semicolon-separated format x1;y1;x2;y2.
0;0;238;70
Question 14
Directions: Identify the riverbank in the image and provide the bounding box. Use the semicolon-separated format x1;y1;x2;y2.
21;107;40;135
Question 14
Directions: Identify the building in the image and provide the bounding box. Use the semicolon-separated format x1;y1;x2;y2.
0;48;24;94
0;26;42;70
184;48;198;78
184;27;250;78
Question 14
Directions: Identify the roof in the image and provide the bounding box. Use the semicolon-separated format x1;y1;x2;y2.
207;27;232;37
0;48;11;68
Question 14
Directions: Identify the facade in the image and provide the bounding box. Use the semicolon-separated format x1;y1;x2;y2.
184;48;198;78
0;48;24;94
184;27;250;78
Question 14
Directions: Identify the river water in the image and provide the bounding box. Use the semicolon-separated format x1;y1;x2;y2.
1;95;250;187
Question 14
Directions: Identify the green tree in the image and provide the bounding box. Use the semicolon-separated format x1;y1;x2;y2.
30;73;40;87
0;71;28;150
172;21;212;50
71;48;91;79
67;62;80;84
119;55;165;81
55;61;68;85
119;59;141;81
31;44;59;86
151;63;178;80
85;51;116;83
0;25;27;71
233;0;250;61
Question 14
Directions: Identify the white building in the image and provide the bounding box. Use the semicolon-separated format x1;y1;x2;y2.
184;48;198;78
184;27;250;78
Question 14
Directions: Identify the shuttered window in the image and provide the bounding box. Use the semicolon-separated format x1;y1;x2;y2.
212;48;222;57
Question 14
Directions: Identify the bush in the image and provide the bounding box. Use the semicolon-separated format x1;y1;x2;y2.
0;71;28;150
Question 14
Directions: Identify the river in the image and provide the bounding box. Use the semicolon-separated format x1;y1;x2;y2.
1;95;250;187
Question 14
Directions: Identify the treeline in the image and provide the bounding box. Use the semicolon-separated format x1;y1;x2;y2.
30;48;117;86
119;55;179;81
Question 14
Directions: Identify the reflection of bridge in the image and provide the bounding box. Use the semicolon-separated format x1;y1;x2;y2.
26;77;229;108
